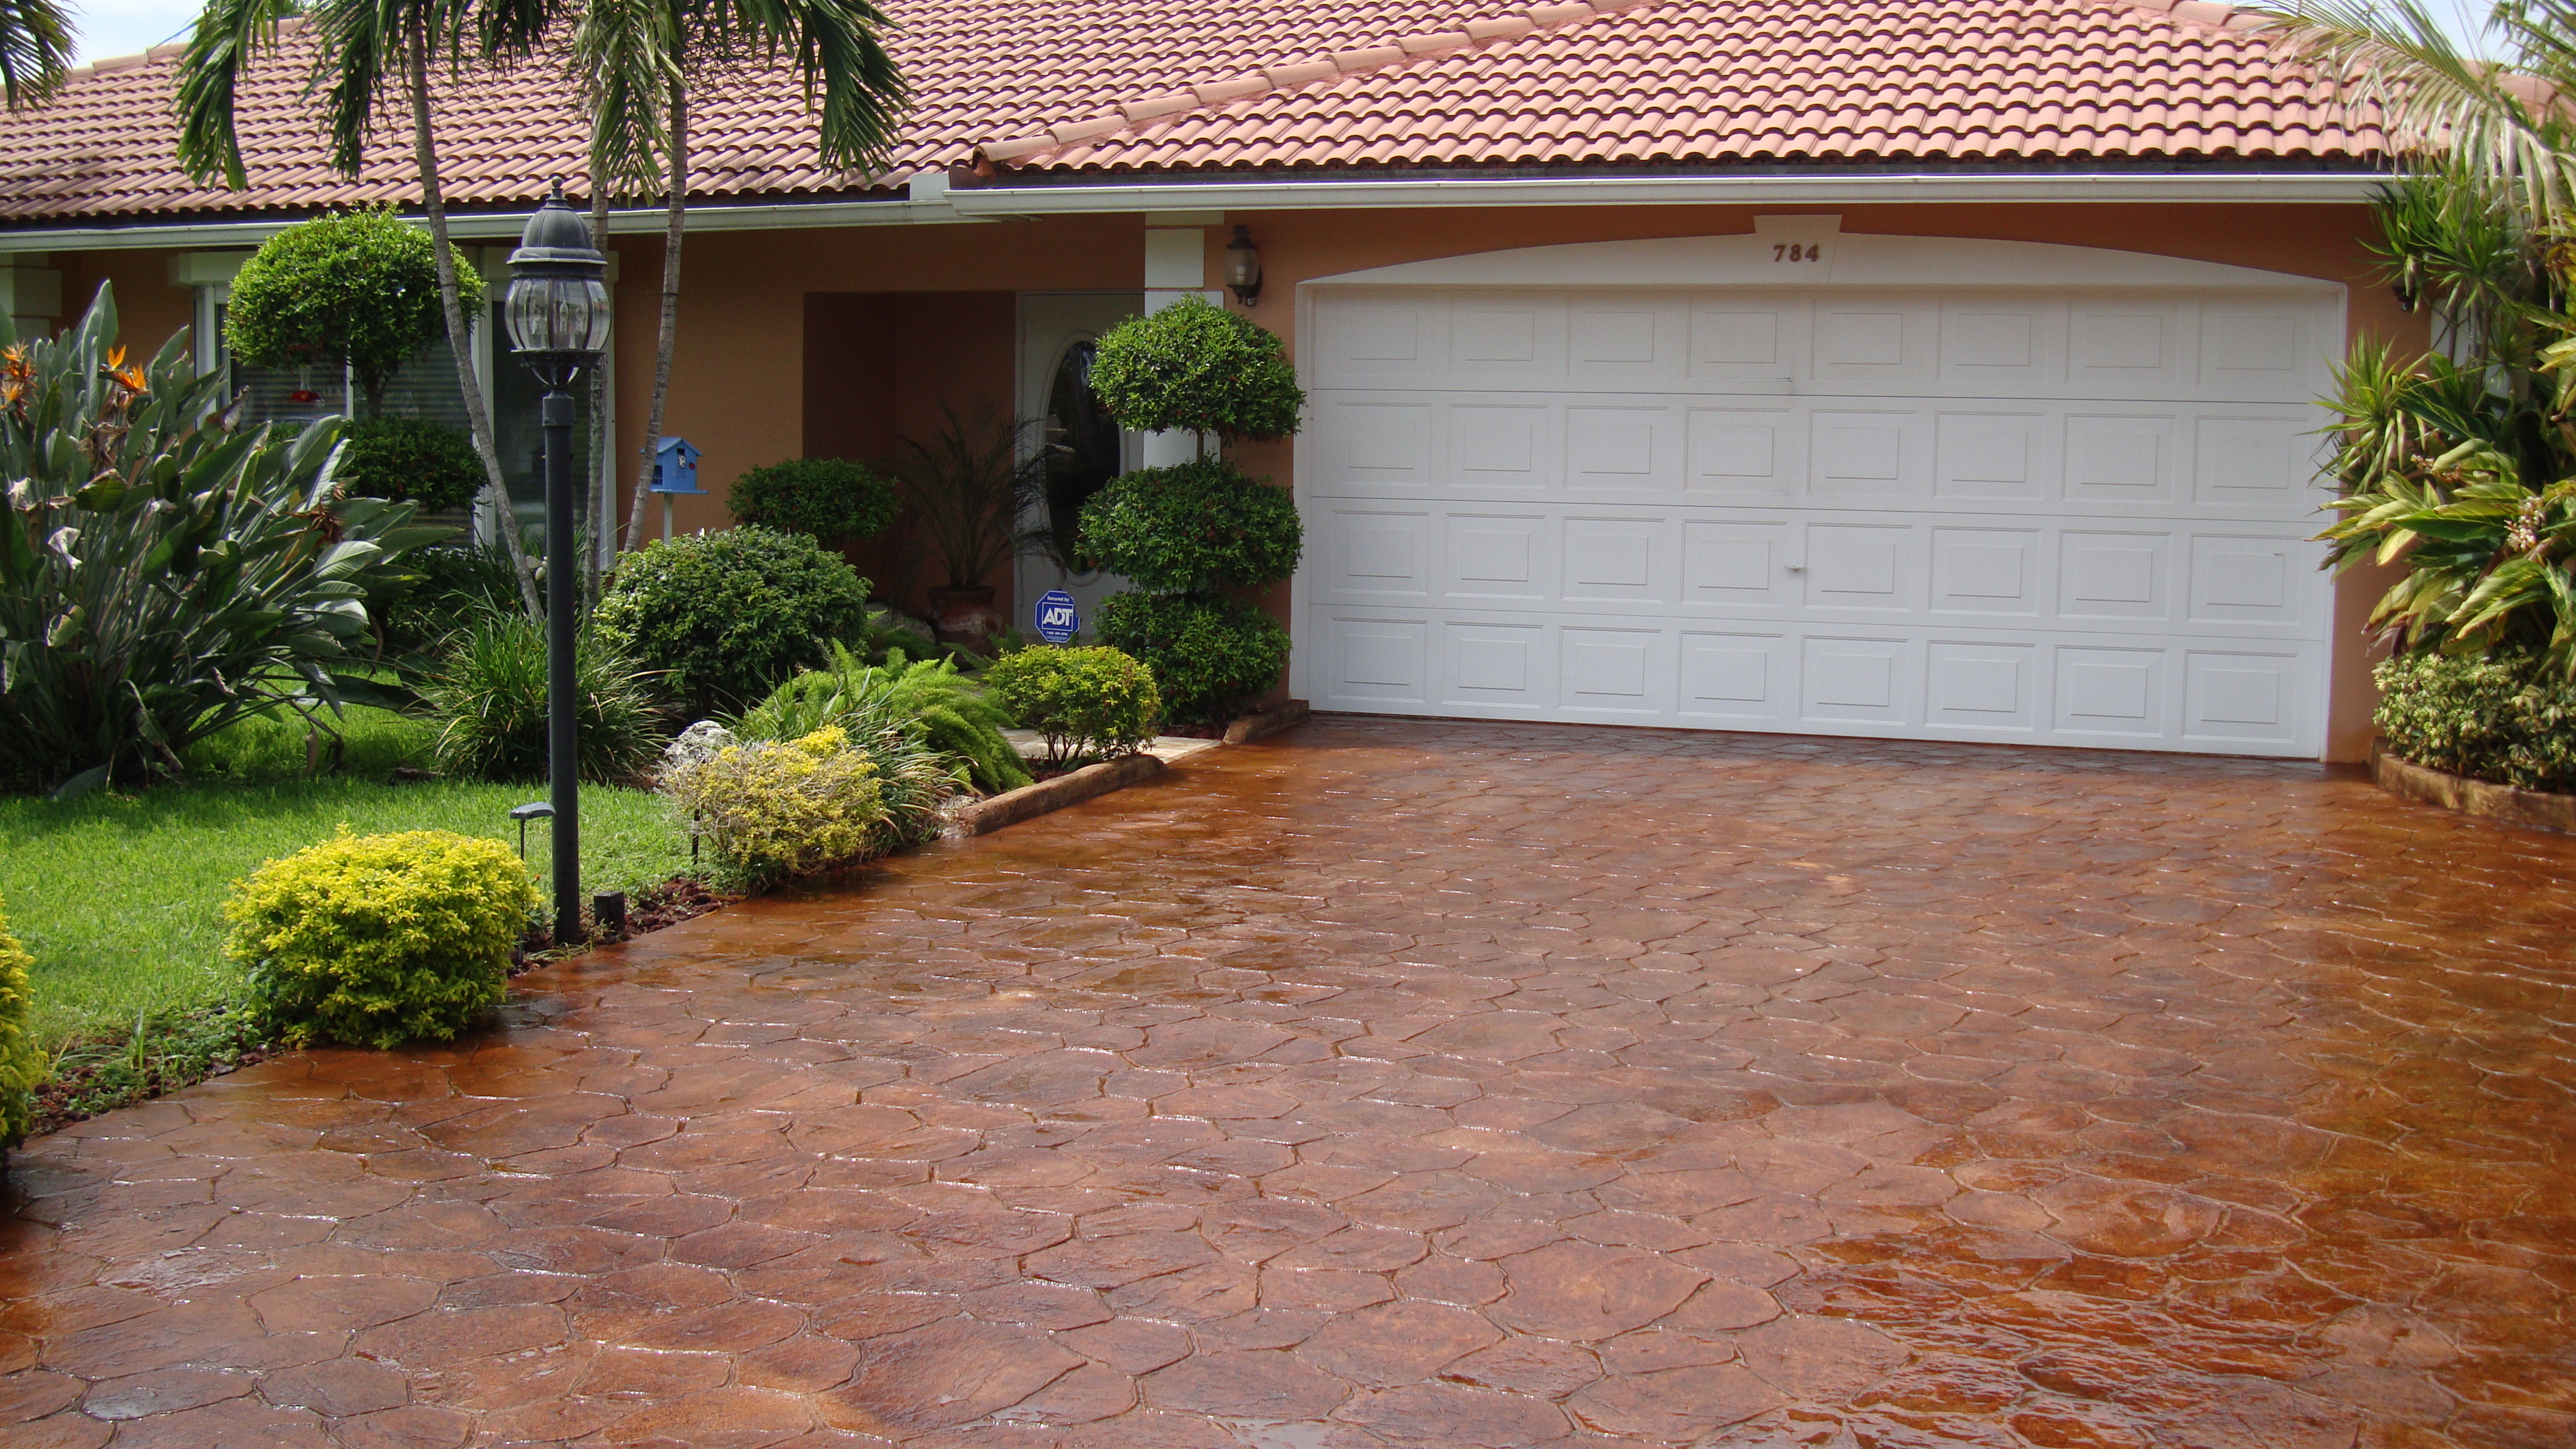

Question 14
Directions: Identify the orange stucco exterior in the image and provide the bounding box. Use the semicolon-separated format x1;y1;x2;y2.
47;195;2414;761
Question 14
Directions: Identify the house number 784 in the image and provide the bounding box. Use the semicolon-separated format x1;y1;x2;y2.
1773;243;1822;263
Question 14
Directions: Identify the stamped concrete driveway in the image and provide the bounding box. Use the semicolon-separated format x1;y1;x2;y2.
4;718;2573;1449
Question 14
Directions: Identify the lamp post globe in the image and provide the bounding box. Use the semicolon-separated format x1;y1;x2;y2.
506;180;609;946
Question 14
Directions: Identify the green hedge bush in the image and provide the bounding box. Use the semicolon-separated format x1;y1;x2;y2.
728;457;901;546
739;645;1031;795
0;898;40;1148
986;645;1162;768
1096;590;1289;723
661;726;892;887
224;829;535;1050
423;614;668;783
2375;651;2576;792
375;542;521;655
334;417;483;513
1077;458;1303;593
224;205;482;417
594;526;871;718
1090;296;1304;441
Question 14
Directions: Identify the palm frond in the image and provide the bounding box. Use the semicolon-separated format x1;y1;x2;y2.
0;0;76;109
2253;0;2576;223
173;0;302;186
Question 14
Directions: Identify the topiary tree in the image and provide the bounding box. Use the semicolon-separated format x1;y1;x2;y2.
1077;457;1302;595
728;457;902;547
225;206;484;418
593;524;872;719
1090;295;1304;442
1081;299;1306;718
1094;592;1291;723
333;416;484;512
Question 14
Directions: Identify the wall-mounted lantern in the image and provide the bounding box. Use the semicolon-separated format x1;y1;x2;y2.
1225;225;1263;307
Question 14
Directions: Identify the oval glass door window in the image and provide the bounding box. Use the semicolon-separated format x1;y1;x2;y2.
1041;338;1122;572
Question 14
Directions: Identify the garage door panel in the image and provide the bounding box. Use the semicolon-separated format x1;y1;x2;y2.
1567;406;1684;492
1930;528;2045;617
1322;508;1433;601
1444;513;1550;601
2183;649;2307;746
1801;523;1919;613
1686;407;1798;497
1561;516;1673;604
1928;640;2041;732
1450;402;1556;492
1569;297;1689;384
1299;281;2334;757
1562;626;1674;715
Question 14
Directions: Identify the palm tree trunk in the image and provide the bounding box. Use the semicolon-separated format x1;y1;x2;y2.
619;76;687;555
585;184;612;610
407;9;540;616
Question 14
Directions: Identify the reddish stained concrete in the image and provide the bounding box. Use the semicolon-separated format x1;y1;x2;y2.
2;718;2572;1448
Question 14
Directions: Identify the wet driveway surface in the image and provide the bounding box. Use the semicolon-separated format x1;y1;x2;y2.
4;718;2573;1448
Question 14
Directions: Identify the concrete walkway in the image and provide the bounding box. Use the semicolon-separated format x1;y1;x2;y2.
3;718;2571;1448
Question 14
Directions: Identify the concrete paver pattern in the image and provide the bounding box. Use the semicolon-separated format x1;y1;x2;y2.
2;718;2571;1448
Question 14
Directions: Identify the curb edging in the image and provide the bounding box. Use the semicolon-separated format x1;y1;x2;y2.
958;752;1168;835
2373;748;2576;835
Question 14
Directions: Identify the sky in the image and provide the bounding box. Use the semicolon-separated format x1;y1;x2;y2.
61;0;2505;65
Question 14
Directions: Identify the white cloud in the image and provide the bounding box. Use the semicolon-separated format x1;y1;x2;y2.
68;0;201;63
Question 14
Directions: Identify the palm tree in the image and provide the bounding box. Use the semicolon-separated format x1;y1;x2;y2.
2255;0;2576;226
1;0;74;108
571;0;906;557
177;0;554;614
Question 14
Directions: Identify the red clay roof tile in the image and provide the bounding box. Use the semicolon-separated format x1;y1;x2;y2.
0;0;2379;226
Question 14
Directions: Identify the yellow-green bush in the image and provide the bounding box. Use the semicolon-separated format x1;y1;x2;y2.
224;830;535;1050
662;726;889;888
0;898;40;1148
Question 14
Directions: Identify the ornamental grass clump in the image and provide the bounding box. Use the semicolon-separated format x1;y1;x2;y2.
422;612;668;784
224;829;536;1051
984;645;1161;769
662;726;891;888
0;898;41;1148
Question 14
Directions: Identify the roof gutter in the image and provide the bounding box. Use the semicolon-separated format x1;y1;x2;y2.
0;169;2387;252
945;170;2391;215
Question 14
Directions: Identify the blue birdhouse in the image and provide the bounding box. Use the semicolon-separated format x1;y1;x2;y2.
650;436;703;495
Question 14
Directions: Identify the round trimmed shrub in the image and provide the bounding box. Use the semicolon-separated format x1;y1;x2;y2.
728;457;901;546
423;614;668;783
2375;650;2576;791
0;897;41;1149
1077;458;1302;593
224;829;537;1051
1094;592;1290;722
226;205;483;416
985;645;1162;767
334;417;484;513
594;525;871;718
1090;296;1304;441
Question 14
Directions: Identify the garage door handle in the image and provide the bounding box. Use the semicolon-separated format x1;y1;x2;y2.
1784;562;1805;571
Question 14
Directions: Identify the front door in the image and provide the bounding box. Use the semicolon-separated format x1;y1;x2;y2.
1017;292;1142;643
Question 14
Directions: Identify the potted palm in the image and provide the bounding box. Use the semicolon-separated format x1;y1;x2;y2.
894;404;1046;647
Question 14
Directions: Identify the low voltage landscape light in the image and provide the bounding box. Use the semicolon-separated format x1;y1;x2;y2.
504;180;610;945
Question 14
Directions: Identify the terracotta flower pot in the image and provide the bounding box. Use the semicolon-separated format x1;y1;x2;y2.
927;585;1003;648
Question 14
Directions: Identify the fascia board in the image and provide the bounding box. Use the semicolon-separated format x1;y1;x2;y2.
946;171;2389;215
0;197;979;254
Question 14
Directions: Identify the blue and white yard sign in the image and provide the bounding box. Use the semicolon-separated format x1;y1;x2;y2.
1034;589;1079;645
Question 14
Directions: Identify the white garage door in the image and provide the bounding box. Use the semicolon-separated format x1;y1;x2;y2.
1297;266;2340;757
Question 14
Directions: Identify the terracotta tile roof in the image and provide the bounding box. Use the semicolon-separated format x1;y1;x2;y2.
0;0;2379;226
978;0;2384;174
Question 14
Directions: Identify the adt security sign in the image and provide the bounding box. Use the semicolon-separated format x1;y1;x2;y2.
1034;589;1079;645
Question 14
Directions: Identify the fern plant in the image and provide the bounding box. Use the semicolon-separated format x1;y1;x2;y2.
736;643;1031;795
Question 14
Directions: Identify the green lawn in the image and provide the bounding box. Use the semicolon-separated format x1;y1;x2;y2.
0;706;692;1045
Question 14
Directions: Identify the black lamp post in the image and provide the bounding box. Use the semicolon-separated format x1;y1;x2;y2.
504;181;611;945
